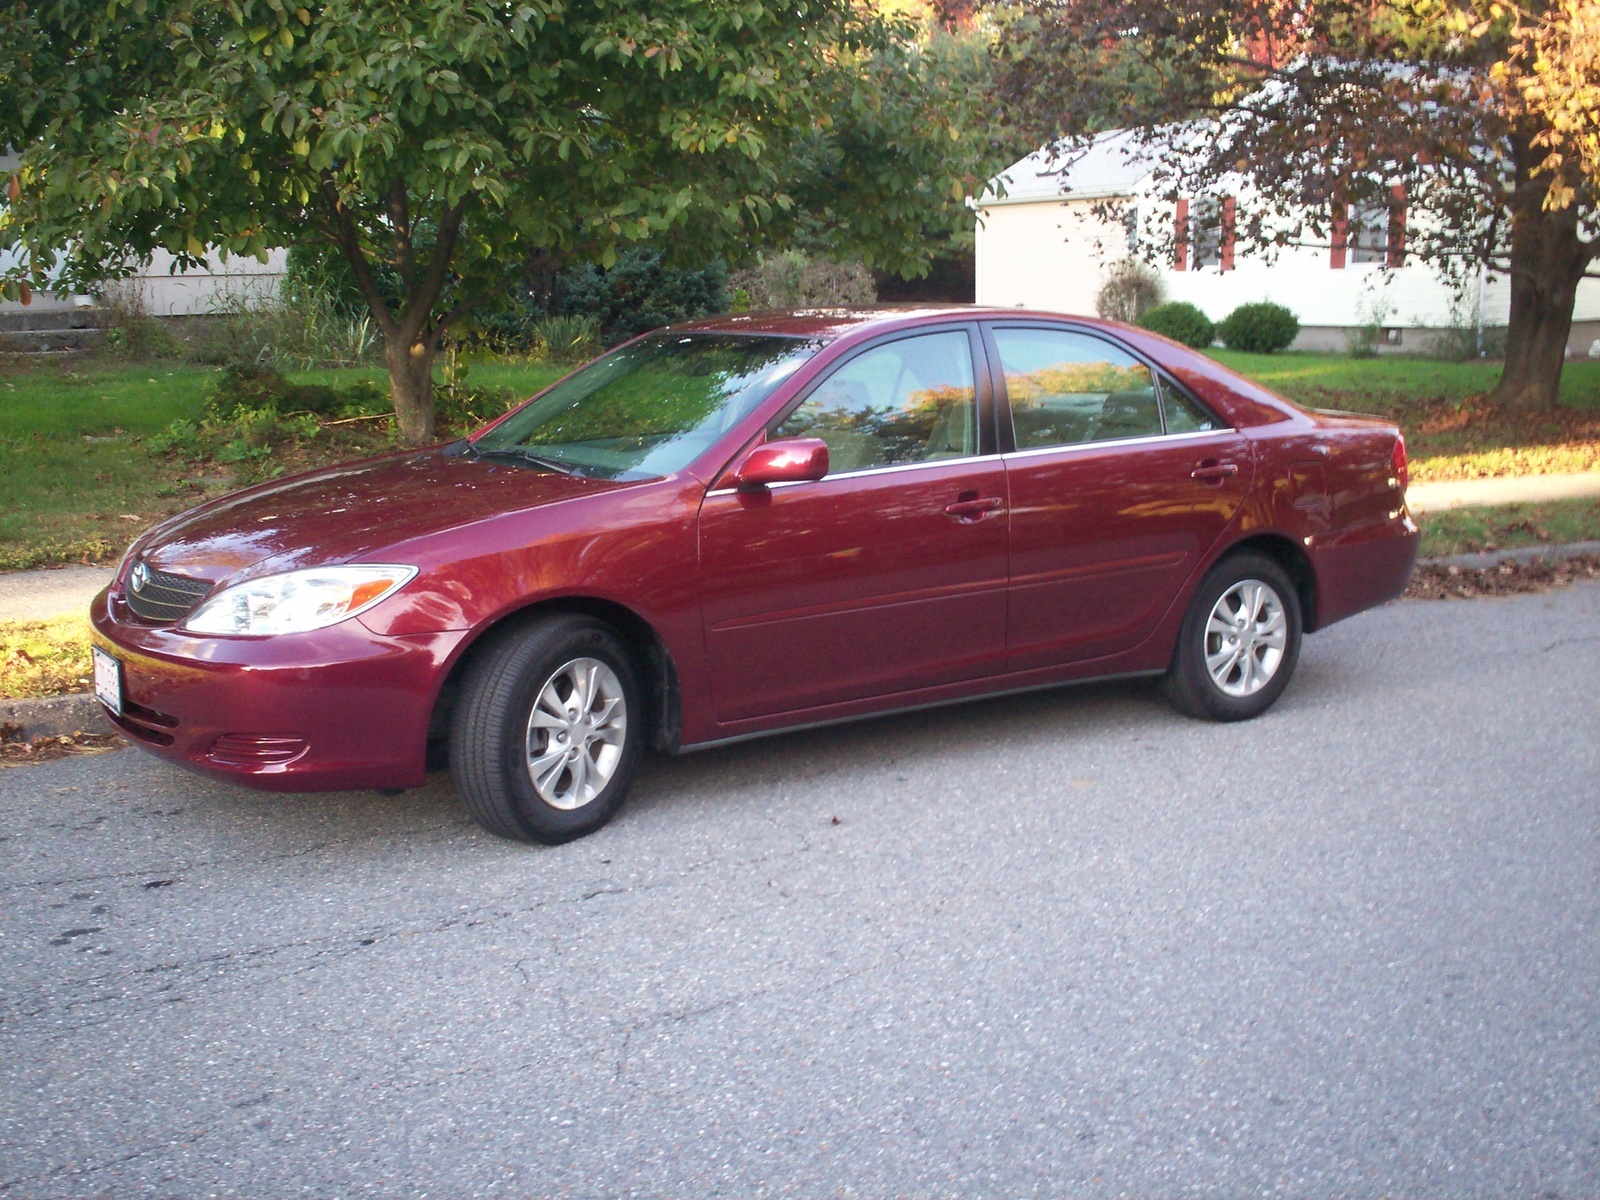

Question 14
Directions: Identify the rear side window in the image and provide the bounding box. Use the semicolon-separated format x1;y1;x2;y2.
775;330;977;473
992;328;1161;449
1160;377;1223;433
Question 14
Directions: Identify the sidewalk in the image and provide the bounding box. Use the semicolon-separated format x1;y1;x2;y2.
0;566;112;623
1406;470;1600;514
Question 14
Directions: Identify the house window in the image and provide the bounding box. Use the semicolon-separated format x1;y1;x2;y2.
1190;197;1224;269
1182;196;1235;271
1335;188;1407;269
1123;204;1140;253
1349;204;1389;264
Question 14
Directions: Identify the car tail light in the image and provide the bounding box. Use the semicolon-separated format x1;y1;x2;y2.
1391;434;1408;492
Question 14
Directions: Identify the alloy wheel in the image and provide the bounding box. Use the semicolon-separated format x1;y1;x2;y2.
1204;579;1288;698
524;657;628;810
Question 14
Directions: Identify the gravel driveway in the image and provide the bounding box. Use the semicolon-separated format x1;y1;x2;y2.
2;584;1597;1198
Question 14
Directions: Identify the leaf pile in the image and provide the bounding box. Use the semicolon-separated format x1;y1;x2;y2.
1399;396;1600;483
1405;554;1600;600
0;724;125;767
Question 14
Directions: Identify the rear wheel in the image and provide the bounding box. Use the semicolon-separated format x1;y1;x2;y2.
1161;553;1302;721
449;615;643;844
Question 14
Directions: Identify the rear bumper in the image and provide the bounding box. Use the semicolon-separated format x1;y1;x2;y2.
90;587;467;792
1309;504;1420;629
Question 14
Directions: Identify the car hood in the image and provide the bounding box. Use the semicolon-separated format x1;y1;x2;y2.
135;450;630;584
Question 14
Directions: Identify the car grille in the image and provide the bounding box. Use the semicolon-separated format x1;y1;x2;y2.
125;561;212;624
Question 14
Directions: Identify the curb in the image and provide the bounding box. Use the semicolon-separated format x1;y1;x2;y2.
1419;539;1600;571
1;693;112;740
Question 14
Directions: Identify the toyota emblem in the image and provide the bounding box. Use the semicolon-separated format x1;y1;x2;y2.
131;562;149;593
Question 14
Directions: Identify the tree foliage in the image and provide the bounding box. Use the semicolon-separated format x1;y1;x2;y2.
1;0;989;441
989;0;1600;407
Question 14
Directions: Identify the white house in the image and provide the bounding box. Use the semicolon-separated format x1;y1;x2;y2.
974;129;1600;356
1;151;286;319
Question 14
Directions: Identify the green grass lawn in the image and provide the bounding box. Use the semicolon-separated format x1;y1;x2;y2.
1416;497;1600;558
0;355;564;571
1208;350;1600;409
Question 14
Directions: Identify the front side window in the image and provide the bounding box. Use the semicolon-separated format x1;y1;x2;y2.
993;328;1162;450
774;330;977;473
472;333;820;480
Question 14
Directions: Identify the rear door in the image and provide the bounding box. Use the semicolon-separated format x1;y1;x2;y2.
984;322;1252;671
698;325;1009;722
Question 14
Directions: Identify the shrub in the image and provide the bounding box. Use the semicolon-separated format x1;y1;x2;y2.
472;247;730;352
200;250;380;369
1137;302;1216;349
148;403;322;483
1218;302;1300;354
94;283;184;361
1095;258;1164;323
433;349;522;432
202;363;341;418
533;314;602;362
730;250;877;310
556;248;728;345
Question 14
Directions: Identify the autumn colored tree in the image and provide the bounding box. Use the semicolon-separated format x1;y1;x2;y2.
0;1;985;442
990;0;1600;408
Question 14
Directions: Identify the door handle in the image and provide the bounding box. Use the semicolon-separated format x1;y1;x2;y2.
944;496;1004;520
1190;461;1240;484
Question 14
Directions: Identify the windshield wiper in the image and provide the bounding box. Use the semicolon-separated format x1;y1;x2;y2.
458;443;581;476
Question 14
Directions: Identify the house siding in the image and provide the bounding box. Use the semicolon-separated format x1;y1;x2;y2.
975;196;1600;357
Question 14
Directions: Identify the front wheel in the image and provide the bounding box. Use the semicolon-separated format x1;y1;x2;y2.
449;615;644;844
1161;553;1302;721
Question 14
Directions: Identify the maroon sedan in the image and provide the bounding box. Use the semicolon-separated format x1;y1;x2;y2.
91;308;1417;843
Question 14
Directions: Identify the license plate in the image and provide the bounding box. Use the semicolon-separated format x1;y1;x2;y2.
92;646;123;717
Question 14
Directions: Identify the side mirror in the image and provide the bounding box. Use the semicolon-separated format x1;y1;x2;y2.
728;438;830;489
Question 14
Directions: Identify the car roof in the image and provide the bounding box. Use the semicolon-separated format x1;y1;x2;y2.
668;305;1139;343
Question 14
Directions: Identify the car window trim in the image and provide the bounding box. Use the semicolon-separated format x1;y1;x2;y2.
764;321;999;460
1001;427;1239;463
979;319;1239;454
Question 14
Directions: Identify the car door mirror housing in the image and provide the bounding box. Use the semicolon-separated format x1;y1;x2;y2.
729;438;830;488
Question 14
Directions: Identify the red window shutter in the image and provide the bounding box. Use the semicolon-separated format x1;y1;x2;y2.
1173;199;1190;271
1220;196;1237;271
1387;184;1407;268
1330;200;1348;269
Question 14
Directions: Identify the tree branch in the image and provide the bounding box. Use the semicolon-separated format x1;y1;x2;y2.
400;200;466;344
386;179;417;296
318;174;398;342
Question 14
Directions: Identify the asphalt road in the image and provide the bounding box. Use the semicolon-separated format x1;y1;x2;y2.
2;585;1597;1199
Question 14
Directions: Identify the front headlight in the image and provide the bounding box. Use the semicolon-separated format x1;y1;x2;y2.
181;565;418;636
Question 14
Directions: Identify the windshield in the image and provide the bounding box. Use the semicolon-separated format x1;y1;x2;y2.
471;333;821;480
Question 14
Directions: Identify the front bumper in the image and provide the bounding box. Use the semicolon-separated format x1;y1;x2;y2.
90;587;469;792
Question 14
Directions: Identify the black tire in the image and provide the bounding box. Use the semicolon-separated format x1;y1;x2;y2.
1161;552;1303;722
449;614;644;844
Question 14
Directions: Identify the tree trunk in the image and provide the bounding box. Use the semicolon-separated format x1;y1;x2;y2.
1490;152;1593;409
386;336;437;444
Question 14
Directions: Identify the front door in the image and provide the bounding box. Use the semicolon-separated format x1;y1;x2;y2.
986;323;1252;671
699;327;1009;722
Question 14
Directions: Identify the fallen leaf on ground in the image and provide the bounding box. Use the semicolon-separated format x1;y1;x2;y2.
1405;554;1600;600
0;726;125;767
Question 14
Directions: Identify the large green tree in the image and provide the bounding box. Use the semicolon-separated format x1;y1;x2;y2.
990;0;1600;408
1;0;982;442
